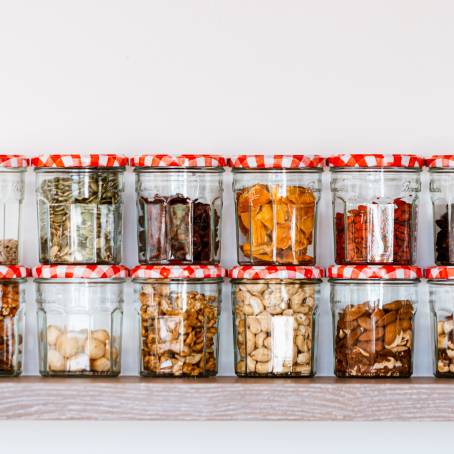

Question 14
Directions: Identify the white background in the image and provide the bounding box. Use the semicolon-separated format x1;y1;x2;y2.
1;0;453;451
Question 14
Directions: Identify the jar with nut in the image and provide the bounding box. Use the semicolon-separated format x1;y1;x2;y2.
132;265;223;377
426;266;454;377
328;154;422;265
329;265;420;378
132;154;225;264
33;154;127;264
231;155;323;265
0;266;29;376
34;265;127;377
229;265;323;377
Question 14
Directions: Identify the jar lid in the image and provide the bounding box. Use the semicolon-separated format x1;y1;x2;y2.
0;155;29;168
131;265;224;279
131;154;226;168
327;265;422;279
32;265;129;279
229;155;324;169
228;265;324;280
31;154;128;168
425;266;454;279
327;154;423;168
425;155;454;168
0;266;30;279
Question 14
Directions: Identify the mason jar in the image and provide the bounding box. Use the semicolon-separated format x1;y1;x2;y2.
427;155;454;265
328;154;422;265
132;265;223;377
229;266;322;377
0;266;29;376
132;155;225;264
0;156;28;264
34;265;127;377
426;266;454;377
329;265;420;378
32;154;127;264
231;155;323;265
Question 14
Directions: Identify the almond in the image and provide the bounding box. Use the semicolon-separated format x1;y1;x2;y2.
338;318;358;330
398;318;412;331
358;327;384;341
385;321;398;345
345;327;362;347
358;316;373;330
344;304;368;322
357;340;384;353
398;304;413;319
376;311;397;327
371;308;385;323
383;300;406;311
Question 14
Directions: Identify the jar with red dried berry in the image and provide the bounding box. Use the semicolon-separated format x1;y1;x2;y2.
328;154;422;265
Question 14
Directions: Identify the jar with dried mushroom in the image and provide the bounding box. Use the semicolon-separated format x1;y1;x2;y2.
230;265;323;377
132;155;225;264
329;265;420;378
34;265;127;377
33;154;127;264
231;155;323;265
328;154;422;265
132;265;223;377
427;266;454;377
0;266;29;376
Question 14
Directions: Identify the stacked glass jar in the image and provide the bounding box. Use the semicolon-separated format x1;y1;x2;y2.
229;155;324;377
131;154;226;377
32;154;129;377
328;154;423;378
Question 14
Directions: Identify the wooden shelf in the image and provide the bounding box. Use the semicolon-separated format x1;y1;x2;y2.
0;376;453;421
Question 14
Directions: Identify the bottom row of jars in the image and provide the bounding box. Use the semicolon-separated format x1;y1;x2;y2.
1;264;453;378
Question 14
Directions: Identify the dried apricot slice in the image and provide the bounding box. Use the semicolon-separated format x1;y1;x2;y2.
256;204;273;231
286;187;315;205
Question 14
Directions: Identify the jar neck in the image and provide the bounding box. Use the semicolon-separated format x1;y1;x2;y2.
231;278;321;284
135;167;224;174
35;168;125;174
133;278;223;284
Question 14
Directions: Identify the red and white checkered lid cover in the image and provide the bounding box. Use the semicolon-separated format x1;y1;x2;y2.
327;154;423;168
0;155;29;168
131;265;224;279
425;267;454;280
228;266;324;280
425;155;454;168
0;266;30;279
31;154;128;168
32;265;129;279
328;265;422;279
229;155;324;169
131;154;226;168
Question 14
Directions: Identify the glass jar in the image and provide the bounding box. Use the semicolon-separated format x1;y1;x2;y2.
329;265;420;378
427;266;454;377
34;265;127;377
0;266;29;376
0;156;28;264
132;265;223;377
33;154;127;264
427;155;454;265
230;266;322;377
132;155;225;264
231;155;323;265
328;154;422;265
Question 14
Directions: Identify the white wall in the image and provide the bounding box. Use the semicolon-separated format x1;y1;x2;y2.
0;0;453;450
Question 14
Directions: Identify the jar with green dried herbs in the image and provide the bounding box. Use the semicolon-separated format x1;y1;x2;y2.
33;154;127;264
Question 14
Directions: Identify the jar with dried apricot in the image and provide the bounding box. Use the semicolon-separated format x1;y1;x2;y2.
231;155;323;265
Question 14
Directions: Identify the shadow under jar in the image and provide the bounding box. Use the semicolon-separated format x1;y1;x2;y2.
231;155;323;265
132;265;223;377
132;154;225;264
328;154;422;265
34;265;127;377
329;265;421;378
230;265;322;377
0;266;29;376
33;154;127;264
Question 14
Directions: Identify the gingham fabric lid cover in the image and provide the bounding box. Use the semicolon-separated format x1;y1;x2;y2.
32;265;129;279
0;155;29;168
131;154;226;168
328;265;422;279
228;266;324;279
131;265;224;279
229;155;324;169
425;155;454;168
425;267;454;280
31;154;128;168
327;154;423;168
0;266;30;279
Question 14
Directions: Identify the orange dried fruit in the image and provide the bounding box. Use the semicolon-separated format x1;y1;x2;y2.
256;204;273;231
251;218;267;246
238;185;271;212
275;201;289;223
276;224;292;250
241;243;272;262
286;187;316;205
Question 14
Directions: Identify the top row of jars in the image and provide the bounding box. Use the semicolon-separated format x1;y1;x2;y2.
1;153;454;266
